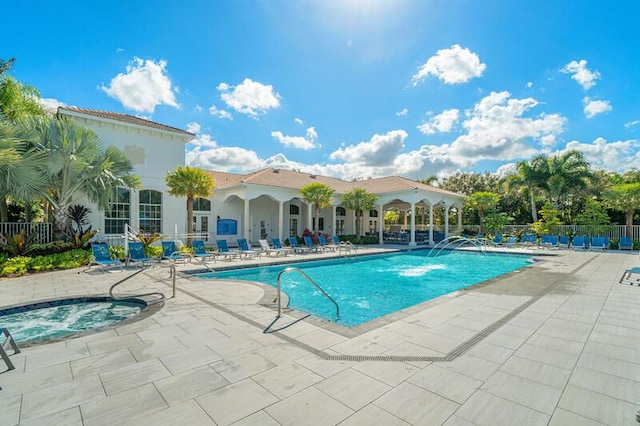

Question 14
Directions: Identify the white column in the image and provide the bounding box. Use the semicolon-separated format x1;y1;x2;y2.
457;206;463;233
378;204;384;244
278;201;284;242
409;202;417;247
243;198;250;241
306;202;313;233
444;204;449;239
429;204;434;245
403;209;408;230
332;205;337;237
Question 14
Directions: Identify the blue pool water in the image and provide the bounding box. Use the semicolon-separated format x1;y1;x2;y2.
0;298;145;342
202;251;532;326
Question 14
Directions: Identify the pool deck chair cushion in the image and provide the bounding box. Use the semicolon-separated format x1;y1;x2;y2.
288;237;310;254
192;240;215;261
571;236;588;250
259;239;289;256
590;236;609;251
318;235;336;251
303;236;322;252
619;236;633;250
161;241;188;264
216;239;240;260
88;242;123;272
237;238;260;259
127;241;153;267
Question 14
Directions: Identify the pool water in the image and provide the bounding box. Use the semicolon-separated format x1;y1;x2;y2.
204;251;532;326
0;299;145;342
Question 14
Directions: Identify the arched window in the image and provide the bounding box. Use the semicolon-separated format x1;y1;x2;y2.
105;187;130;234
336;207;346;216
193;197;211;211
369;209;378;217
289;205;300;215
139;190;162;233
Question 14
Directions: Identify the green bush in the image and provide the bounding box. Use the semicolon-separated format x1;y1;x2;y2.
339;235;378;244
109;245;125;261
0;249;92;277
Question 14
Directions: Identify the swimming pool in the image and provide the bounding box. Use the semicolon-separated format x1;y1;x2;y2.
201;251;532;326
0;297;146;343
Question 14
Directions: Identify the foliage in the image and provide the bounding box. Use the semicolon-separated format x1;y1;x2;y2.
484;212;513;235
0;229;39;256
65;204;97;248
465;191;500;233
384;210;400;224
30;240;75;255
131;231;164;256
341;187;378;238
0;77;47;120
529;203;563;236
575;199;613;236
165;166;214;245
300;182;335;233
0;249;91;276
602;182;640;237
338;234;378;244
109;245;125;260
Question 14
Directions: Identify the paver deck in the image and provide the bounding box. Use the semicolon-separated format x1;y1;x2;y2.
1;246;639;425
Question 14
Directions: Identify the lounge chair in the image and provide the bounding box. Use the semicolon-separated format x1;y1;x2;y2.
288;237;310;254
192;240;215;261
619;236;633;250
303;236;321;252
272;237;293;254
128;241;153;267
318;235;336;251
162;241;188;263
493;234;503;245
559;235;570;249
331;235;341;245
619;266;640;284
216;239;240;260
237;238;260;259
505;236;517;247
541;235;559;249
522;235;537;247
88;242;123;272
259;239;289;257
571;236;588;250
590;236;609;251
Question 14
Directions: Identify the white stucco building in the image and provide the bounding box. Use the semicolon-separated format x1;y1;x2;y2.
60;107;465;247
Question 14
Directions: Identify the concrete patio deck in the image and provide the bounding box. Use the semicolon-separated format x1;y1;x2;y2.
0;247;639;425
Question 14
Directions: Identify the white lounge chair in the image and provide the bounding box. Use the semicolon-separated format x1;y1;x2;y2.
259;239;290;257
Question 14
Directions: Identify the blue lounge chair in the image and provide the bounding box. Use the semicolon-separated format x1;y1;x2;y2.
619;266;640;284
318;235;336;251
162;241;188;263
192;240;215;261
571;236;588;250
542;235;559;249
559;235;570;248
237;238;260;258
128;241;153;267
522;235;537;247
505;236;517;247
288;237;310;254
619;236;633;250
259;239;290;256
590;236;609;251
493;234;503;245
216;239;240;260
88;242;123;272
331;235;341;245
303;236;321;252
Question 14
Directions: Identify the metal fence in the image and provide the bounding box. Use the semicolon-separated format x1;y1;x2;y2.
0;222;53;244
457;224;639;240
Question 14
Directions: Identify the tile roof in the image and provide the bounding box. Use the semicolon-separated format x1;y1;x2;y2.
57;107;195;137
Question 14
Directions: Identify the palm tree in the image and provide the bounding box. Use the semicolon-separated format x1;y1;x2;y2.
300;182;335;234
0;57;15;76
27;116;140;237
507;159;545;222
602;183;640;237
341;187;378;238
165;166;214;246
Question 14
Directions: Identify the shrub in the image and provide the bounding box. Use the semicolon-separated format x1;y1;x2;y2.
0;249;92;277
0;230;39;256
109;245;125;260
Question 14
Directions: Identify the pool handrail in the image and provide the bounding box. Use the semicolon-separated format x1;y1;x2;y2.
265;266;339;333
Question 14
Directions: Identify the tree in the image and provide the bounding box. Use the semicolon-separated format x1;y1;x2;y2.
507;159;546;222
602;183;640;237
165;166;214;245
0;77;46;121
574;199;612;236
27;116;140;237
465;191;500;234
300;182;335;234
0;57;15;76
341;187;378;238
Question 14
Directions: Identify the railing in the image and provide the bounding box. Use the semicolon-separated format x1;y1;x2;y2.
0;222;52;244
108;263;172;304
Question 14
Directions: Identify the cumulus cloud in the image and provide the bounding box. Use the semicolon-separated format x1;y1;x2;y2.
525;82;533;89
561;59;600;90
218;78;280;118
563;137;640;172
329;130;407;166
271;126;320;150
583;97;612;118
294;117;304;125
396;108;408;116
186;122;201;134
417;109;460;134
100;57;179;113
412;44;486;85
625;120;640;129
39;97;66;112
194;105;202;112
209;104;232;120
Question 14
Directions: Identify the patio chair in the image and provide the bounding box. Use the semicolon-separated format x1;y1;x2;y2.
571;236;588;250
619;236;633;250
259;239;289;257
559;235;570;249
237;238;260;259
215;239;240;260
303;236;321;252
619;266;640;284
192;240;215;261
541;235;559;249
493;234;503;245
161;241;188;264
127;241;153;267
87;242;123;272
522;235;537;247
590;236;609;251
331;235;341;245
288;236;310;254
318;235;336;251
505;236;517;247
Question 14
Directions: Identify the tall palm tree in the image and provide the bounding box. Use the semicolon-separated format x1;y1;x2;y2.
300;182;335;234
341;187;378;238
165;166;215;245
507;159;544;222
27;116;140;237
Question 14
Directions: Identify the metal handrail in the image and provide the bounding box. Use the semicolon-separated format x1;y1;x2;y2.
108;263;170;304
275;267;340;320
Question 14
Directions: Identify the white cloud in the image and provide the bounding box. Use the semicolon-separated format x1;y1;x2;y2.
100;57;179;113
39;97;66;112
209;104;232;120
294;117;304;125
625;120;640;129
412;44;486;85
560;59;601;90
271;127;319;150
194;105;202;112
583;97;612;118
186;146;261;172
417;109;460;134
186;122;201;134
329;130;407;166
563;137;640;172
525;82;533;89
396;108;408;116
218;78;281;118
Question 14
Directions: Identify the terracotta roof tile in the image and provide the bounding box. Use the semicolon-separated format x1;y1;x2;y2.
57;107;194;137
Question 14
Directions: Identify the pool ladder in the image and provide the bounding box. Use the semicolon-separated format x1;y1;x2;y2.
263;267;339;333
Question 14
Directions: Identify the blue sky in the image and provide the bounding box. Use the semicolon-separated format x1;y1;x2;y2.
5;0;640;181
